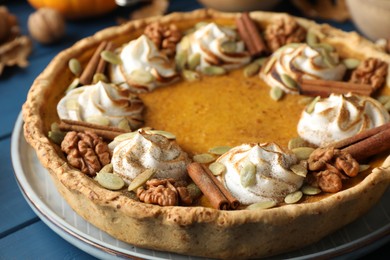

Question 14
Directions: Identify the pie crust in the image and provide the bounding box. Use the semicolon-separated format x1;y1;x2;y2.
22;9;390;259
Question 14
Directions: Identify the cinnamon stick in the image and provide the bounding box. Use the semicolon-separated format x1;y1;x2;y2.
236;12;267;57
79;41;108;85
187;162;239;210
328;122;390;161
298;78;373;97
59;119;128;140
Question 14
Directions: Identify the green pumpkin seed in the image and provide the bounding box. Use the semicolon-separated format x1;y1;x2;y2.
208;162;226;176
359;164;370;172
100;50;122;65
246;200;277;210
96;172;125;190
114;132;138;142
92;73;108;84
301;185;321;195
306;30;318;46
147;130;176;140
263;56;276;74
298;96;314;106
68;58;81;76
288;137;310;150
342;58;360;70
175;50;188;71
195;21;208;29
186;183;202;199
193;153;216;164
314;42;334;52
130;69;154;85
270;87;284;101
66;78;80;94
117;119;131;131
253;57;267;66
292;147;315;160
99;163;113;173
284;190;303;204
86;115;110;126
221;41;237;53
48;130;66;145
306;96;321;114
280;73;297;90
243;62;260;78
188;53;201;70
208;146;231;155
202;66;227;76
128;168;156;191
290;163;307;177
240;161;256;187
182;70;201;81
320;48;337;68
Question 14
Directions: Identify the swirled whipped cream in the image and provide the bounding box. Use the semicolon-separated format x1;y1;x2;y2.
177;22;251;70
112;130;190;184
110;35;178;93
298;93;390;146
260;43;346;94
217;143;304;205
57;81;144;129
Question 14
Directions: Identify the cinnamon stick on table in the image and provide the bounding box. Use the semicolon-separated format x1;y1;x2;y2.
59;119;128;141
187;162;239;210
328;122;390;162
298;78;373;97
236;12;268;57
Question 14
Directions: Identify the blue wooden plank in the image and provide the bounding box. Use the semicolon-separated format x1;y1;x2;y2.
0;138;37;237
0;221;96;260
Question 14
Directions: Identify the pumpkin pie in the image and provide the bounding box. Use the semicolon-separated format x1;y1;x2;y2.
22;9;390;259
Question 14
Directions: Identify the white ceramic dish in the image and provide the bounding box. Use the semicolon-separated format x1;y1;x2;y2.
11;112;390;259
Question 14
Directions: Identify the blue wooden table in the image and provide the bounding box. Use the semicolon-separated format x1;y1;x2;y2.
0;0;388;259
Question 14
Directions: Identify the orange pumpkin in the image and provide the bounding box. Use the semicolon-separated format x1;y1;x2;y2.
27;0;118;19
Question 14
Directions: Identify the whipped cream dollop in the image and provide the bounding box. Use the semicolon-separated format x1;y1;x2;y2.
298;93;390;146
217;143;304;205
260;43;346;94
110;35;178;93
112;130;190;184
177;22;251;70
57;81;144;129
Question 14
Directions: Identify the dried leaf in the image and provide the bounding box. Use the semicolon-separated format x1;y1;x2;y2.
0;36;32;75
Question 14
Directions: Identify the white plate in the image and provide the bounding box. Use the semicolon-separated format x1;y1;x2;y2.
11;113;390;259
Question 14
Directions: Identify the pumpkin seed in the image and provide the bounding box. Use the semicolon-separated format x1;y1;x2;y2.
202;66;227;76
193;153;216;164
68;58;81;76
270;87;284;101
306;96;321;114
179;35;191;50
263;56;276;74
130;69;154;85
314;42;334;52
99;163;113;173
376;95;390;105
288;137;309;150
359;164;370;172
187;183;202;199
175;50;188;71
147;130;176;140
195;21;208;29
298;96;314;105
114;132;138;142
95;172;125;190
243;62;260;77
188;53;201;70
208;146;231;155
284;190;303;204
86;115;110;126
280;73;297;90
208;162;226;176
65;99;79;110
182;70;201;82
92;73;108;84
117;119;131;131
342;58;360;70
66;78;80;93
246;200;277;210
240;161;256;187
320;48;337;68
292;147;315;160
48;130;66;145
306;30;318;46
253;57;267;66
290;163;307;177
128;168;156;191
301;185;321;195
100;50;122;65
221;41;237;53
